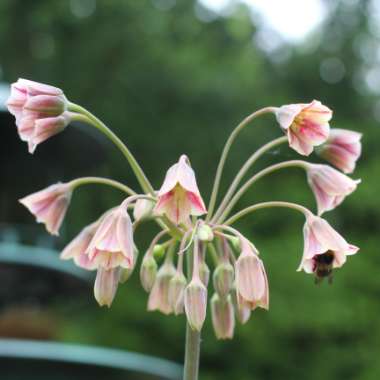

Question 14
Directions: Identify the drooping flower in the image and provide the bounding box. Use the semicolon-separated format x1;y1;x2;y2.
147;260;176;315
155;155;206;224
86;203;135;270
235;238;269;310
306;163;360;215
211;294;235;340
6;78;71;153
184;277;207;331
276;100;332;156
19;183;72;236
60;221;99;270
298;214;359;282
317;129;362;174
94;267;120;307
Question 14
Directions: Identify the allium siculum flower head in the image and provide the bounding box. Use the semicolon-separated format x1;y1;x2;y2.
317;129;362;174
140;254;158;292
168;271;187;315
213;262;234;299
94;267;120;307
276;100;332;156
60;221;99;270
147;260;176;315
154;155;206;224
184;277;208;331
6;78;71;153
306;163;360;215
19;183;72;236
211;294;235;340
298;214;359;283
86;203;135;270
235;238;269;310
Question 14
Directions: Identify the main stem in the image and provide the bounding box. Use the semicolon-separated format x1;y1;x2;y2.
183;242;201;380
206;107;276;221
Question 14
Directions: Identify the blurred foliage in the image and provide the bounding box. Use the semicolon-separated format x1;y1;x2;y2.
0;0;379;379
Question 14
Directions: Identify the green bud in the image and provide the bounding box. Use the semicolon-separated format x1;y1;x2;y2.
213;262;234;298
140;255;158;292
152;244;165;260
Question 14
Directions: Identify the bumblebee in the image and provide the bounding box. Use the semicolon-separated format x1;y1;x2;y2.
314;251;334;285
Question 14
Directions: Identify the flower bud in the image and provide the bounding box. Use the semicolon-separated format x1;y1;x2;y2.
152;244;165;260
147;262;176;315
231;285;251;324
94;268;120;307
213;262;234;299
199;261;210;287
198;224;214;242
211;294;235;340
133;198;155;221
169;272;187;315
140;255;158;292
184;278;207;331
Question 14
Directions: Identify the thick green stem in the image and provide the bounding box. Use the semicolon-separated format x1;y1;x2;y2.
223;201;311;226
183;241;201;380
212;136;287;222
216;160;308;223
69;103;154;195
69;176;136;195
206;107;276;221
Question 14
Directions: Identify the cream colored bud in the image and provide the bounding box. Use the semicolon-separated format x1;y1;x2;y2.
213;262;234;299
211;293;235;340
184;278;207;331
198;224;214;242
140;255;158;292
169;272;187;315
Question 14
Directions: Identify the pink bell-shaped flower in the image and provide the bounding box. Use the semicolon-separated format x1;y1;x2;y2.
86;203;135;270
19;183;72;236
235;238;269;310
276;100;332;156
155;155;206;224
317;129;362;174
60;221;99;270
6;78;72;153
298;214;359;282
94;267;121;307
306;163;360;215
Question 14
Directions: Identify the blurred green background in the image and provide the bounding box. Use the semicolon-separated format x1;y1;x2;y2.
0;0;379;379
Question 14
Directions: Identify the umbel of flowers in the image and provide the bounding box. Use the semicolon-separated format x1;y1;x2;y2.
7;79;362;380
